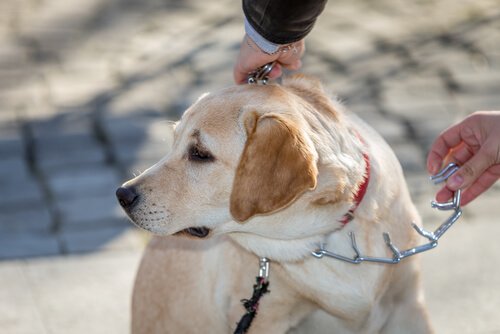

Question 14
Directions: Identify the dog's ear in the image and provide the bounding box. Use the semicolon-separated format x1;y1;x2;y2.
230;112;318;222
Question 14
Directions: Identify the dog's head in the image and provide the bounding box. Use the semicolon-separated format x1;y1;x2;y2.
116;76;364;249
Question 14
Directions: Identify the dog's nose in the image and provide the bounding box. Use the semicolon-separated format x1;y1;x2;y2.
116;186;139;210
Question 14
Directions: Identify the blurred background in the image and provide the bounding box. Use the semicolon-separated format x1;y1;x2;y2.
0;0;499;333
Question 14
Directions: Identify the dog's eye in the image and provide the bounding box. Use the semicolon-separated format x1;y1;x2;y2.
188;145;214;162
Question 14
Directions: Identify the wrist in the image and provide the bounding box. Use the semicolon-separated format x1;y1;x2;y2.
244;17;282;54
244;33;300;58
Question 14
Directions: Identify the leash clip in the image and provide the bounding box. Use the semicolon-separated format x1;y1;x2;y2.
247;62;275;85
258;257;270;282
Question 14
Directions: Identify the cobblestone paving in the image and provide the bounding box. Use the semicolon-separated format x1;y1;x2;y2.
0;0;499;333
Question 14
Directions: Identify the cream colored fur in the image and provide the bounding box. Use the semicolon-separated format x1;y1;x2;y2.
121;75;433;333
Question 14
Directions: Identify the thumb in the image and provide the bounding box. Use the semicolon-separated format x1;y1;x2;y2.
446;148;493;191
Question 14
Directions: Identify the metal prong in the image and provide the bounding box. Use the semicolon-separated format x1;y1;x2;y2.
434;208;462;240
431;199;456;210
383;233;402;261
349;232;362;259
411;222;437;242
430;162;459;184
431;188;461;211
311;245;325;258
453;189;462;208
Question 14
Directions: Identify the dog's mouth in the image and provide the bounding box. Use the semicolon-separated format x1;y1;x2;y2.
174;227;211;238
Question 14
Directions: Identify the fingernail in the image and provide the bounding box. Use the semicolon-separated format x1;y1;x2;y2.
428;161;439;174
429;164;437;175
448;174;464;189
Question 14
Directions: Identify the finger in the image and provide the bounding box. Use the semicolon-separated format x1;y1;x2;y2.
234;65;249;84
233;36;278;84
459;168;499;205
268;64;283;79
281;59;302;71
276;42;305;70
446;146;495;191
447;142;474;166
435;186;453;203
234;60;271;84
233;56;253;84
427;123;464;174
233;41;249;84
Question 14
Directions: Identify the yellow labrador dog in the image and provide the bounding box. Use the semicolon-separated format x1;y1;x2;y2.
117;75;433;333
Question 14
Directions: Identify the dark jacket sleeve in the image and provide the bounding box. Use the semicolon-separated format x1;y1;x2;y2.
243;0;328;45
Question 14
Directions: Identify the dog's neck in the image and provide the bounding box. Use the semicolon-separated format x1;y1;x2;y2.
225;116;374;263
339;150;371;225
226;148;372;263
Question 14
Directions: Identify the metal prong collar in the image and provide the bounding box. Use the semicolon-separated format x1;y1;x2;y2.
312;163;462;265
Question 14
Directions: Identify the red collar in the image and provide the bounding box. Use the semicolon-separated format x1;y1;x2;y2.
340;151;370;225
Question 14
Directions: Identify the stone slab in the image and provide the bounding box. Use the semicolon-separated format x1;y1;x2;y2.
56;193;126;230
0;204;52;234
0;251;142;334
48;165;120;201
61;226;145;254
0;232;60;259
0;122;23;158
0;262;48;334
36;132;107;173
0;157;45;208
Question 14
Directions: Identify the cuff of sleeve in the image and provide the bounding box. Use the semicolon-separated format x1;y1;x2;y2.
244;17;283;54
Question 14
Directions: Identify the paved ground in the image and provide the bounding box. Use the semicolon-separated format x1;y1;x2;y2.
0;0;499;333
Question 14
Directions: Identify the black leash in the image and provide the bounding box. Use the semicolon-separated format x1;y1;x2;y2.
234;258;270;334
235;67;274;334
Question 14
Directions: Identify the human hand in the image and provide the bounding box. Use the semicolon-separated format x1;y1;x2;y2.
233;34;305;84
427;111;500;205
